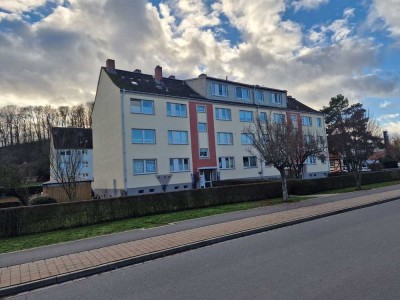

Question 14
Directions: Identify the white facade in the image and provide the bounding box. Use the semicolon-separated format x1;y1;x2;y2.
92;63;330;197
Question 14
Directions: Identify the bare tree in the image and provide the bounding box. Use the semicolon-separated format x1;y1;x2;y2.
49;129;88;201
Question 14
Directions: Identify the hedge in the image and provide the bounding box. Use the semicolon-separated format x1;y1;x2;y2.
1;169;399;238
0;181;282;237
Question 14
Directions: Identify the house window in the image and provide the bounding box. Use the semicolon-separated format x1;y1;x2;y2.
236;87;250;100
302;116;312;126
255;90;264;102
170;158;190;172
132;129;156;144
215;108;232;121
198;122;207;132
211;82;228;97
317;117;322;127
167;102;187;117
260;112;267;123
217;132;233;145
130;99;154;114
290;114;297;124
318;136;324;144
168;130;188;144
241;133;253;145
219;157;235;169
270;93;282;104
133;159;157;174
60;151;66;156
243;156;257;168
274;113;285;124
305;156;317;164
199;148;209;158
197;105;206;113
239;110;253;122
80;161;89;168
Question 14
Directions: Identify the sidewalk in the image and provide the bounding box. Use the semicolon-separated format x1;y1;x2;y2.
1;185;400;297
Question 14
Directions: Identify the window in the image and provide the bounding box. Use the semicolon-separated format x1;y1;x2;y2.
243;156;257;168
167;102;187;117
317;117;322;127
241;133;253;145
270;93;282;104
60;151;65;156
80;161;89;168
290;114;297;124
132;129;156;144
170;158;190;172
219;157;235;169
236;87;250;100
133;159;157;174
211;82;228;97
199;148;209;158
197;105;206;113
305;156;316;164
217;132;233;145
130;99;154;114
318;136;324;144
239;110;253;122
215;108;232;121
255;90;264;102
198;122;207;132
168;131;188;144
274;113;285;124
260;112;267;123
302;116;312;126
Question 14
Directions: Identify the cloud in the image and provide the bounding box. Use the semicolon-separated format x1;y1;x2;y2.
292;0;329;12
0;0;54;14
368;0;400;40
380;100;392;108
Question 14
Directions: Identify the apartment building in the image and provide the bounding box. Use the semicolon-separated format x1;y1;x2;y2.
92;59;329;197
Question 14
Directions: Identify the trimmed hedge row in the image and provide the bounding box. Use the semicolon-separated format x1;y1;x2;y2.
0;181;282;237
1;169;399;238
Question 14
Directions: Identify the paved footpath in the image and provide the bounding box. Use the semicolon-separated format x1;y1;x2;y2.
1;185;400;297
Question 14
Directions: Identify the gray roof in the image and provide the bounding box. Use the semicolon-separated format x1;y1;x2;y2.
51;127;93;149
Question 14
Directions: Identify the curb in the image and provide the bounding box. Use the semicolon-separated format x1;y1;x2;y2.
1;195;399;298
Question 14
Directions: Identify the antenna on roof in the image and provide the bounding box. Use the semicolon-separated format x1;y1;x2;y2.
226;76;228;81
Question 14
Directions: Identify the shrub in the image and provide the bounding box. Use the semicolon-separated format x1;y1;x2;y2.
368;163;383;171
0;197;22;209
28;196;57;206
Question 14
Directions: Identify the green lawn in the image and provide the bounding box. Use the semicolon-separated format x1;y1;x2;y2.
0;196;310;254
1;179;400;254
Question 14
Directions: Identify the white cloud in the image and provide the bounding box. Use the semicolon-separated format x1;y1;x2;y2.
292;0;329;12
380;100;392;108
0;0;52;13
368;0;400;40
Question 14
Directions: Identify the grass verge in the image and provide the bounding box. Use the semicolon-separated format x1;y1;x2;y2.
0;196;310;254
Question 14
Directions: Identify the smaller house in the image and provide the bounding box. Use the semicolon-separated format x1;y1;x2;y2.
44;127;93;202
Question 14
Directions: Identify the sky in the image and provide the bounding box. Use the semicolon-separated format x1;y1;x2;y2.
0;0;399;135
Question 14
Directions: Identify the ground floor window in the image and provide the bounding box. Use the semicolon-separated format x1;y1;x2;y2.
170;158;190;172
219;157;235;169
243;156;257;168
133;159;157;174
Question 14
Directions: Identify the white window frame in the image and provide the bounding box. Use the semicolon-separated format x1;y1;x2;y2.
215;108;232;121
270;93;282;104
305;155;317;165
255;90;264;102
211;82;228;97
167;102;187;117
133;159;157;175
197;105;206;113
241;133;253;145
130;99;154;114
274;113;285;124
217;132;233;145
132;129;156;144
219;157;235;169
243;156;257;168
236;87;250;100
199;148;209;158
239;110;253;122
302;116;312;126
317;117;322;127
198;122;207;132
168;130;188;145
170;158;190;172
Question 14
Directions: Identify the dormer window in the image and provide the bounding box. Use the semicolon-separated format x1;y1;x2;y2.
270;93;282;104
236;87;250;100
211;82;228;97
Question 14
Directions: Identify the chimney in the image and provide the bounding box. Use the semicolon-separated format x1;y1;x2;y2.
106;59;115;73
168;75;175;79
383;131;389;149
198;73;207;78
155;65;162;81
133;69;141;73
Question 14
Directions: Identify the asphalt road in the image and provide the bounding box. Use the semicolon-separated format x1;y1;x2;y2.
9;199;400;300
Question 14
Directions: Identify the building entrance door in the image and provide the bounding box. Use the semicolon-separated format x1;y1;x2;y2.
199;169;216;188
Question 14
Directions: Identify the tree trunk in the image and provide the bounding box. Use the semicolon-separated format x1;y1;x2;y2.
279;168;289;202
354;171;362;190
